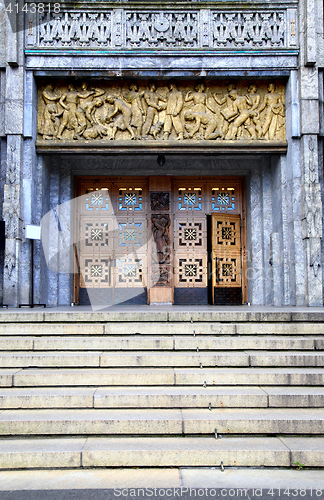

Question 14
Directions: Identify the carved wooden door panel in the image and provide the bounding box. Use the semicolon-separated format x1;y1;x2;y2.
211;214;243;305
113;179;148;305
173;181;208;304
75;178;148;306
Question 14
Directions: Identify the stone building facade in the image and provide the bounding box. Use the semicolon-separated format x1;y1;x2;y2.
0;0;323;307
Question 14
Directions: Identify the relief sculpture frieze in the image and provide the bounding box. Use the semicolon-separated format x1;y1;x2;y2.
36;80;286;146
30;8;296;50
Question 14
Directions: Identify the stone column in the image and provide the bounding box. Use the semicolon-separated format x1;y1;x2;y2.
298;0;324;305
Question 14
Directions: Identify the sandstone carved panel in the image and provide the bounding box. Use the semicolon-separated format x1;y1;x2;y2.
36;80;286;145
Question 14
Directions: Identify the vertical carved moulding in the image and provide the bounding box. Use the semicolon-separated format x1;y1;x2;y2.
287;9;297;47
25;9;37;47
112;9;123;47
200;9;210;48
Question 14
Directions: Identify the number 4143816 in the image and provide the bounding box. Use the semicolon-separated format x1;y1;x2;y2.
5;3;61;13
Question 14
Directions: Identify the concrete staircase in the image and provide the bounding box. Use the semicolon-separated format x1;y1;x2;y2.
0;309;324;469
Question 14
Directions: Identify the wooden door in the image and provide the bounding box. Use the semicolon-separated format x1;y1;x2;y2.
75;177;148;306
173;180;208;304
211;214;243;305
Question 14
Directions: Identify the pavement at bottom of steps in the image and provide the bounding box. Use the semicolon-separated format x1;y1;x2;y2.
0;468;323;499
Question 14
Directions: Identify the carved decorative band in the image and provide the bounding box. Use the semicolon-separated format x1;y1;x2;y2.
26;7;297;50
37;80;286;145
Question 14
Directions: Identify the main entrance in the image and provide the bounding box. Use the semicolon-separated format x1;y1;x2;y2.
74;176;246;306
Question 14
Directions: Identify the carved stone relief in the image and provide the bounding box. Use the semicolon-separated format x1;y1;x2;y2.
126;11;198;48
212;12;285;48
37;80;286;145
39;12;112;47
31;8;295;50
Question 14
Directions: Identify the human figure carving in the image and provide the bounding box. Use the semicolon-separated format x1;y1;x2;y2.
152;215;170;264
225;90;256;140
243;84;263;139
124;83;145;139
105;95;135;140
185;83;208;113
142;83;166;139
75;83;105;136
212;83;236;138
163;82;184;140
258;83;285;140
41;84;62;140
184;110;223;140
57;85;82;139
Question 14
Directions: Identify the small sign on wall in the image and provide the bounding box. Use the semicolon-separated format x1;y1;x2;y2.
26;225;41;240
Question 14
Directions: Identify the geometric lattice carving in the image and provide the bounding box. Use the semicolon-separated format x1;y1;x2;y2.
81;219;111;251
175;219;205;249
211;187;236;212
175;255;207;287
116;256;145;286
215;256;241;286
118;220;145;249
80;257;110;287
84;190;110;212
177;187;203;212
215;220;239;247
117;187;144;213
178;257;204;285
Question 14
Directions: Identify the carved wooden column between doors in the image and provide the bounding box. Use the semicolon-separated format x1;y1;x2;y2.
149;176;173;304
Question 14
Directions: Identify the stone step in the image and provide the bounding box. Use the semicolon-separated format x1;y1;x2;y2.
175;367;324;386
2;436;322;468
100;351;250;367
0;408;322;436
0;386;323;409
105;322;324;336
0;351;250;368
94;386;268;408
0;324;105;335
182;408;324;434
248;351;324;367
260;386;324;407
0;386;267;409
1;322;323;336
7;367;324;387
0;336;317;351
0;352;102;368
11;368;176;387
1;350;323;368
